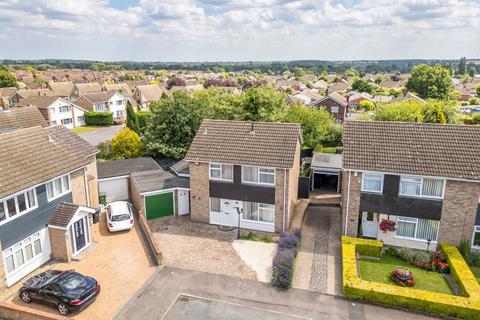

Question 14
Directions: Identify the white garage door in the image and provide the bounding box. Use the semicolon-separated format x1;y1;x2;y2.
99;177;129;202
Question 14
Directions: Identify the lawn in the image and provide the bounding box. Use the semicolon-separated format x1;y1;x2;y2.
71;125;103;134
358;255;453;295
470;266;480;281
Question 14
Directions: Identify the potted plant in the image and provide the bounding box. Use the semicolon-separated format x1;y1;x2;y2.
379;219;396;233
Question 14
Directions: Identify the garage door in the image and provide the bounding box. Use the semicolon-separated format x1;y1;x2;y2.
99;178;129;203
145;192;174;220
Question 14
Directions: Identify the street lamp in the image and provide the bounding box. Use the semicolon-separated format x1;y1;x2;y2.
235;206;243;239
427;239;432;253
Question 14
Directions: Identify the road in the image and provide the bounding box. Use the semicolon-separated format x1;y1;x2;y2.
115;267;439;320
78;125;123;146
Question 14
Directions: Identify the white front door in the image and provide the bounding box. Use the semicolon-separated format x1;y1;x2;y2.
177;190;189;215
220;199;242;227
361;211;378;238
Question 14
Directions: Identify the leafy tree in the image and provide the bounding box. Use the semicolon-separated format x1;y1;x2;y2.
320;124;343;147
192;87;239;120
126;101;140;134
0;70;17;88
351;78;375;94
469;97;480;105
476;84;480;97
374;101;423;122
458;57;467;75
468;67;475;78
358;100;375;111
421;102;446;124
238;86;287;122
111;128;143;159
374;74;386;84
405;64;453;100
473;113;480;124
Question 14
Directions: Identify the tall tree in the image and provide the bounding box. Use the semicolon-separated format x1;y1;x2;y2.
458;57;467;75
405;64;453;100
351;77;375;94
126;101;140;134
0;70;17;88
239;86;287;122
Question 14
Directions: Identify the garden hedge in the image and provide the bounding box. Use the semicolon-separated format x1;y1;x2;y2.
342;236;480;319
84;112;114;125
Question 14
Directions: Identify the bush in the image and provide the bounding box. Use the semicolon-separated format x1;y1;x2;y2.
240;231;274;243
84;112;113;125
472;113;480;125
397;247;415;262
111;127;143;159
358;100;375;111
413;251;431;263
97;141;113;160
385;247;398;257
136;111;152;134
271;229;301;289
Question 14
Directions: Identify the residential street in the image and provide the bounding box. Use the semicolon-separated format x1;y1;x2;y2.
115;267;440;320
78;125;123;145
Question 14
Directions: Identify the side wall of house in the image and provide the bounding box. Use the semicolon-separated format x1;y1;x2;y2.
86;157;99;208
438;180;480;246
71;168;88;206
287;141;301;228
341;170;362;237
189;162;210;223
275;169;287;233
49;228;71;261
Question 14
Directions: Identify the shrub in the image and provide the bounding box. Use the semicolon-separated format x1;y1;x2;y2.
271;249;296;289
111;127;143;159
278;231;301;252
136;111;152;134
413;251;431;263
358;100;375;111
84;112;113;125
97;141;113;160
385;247;398;257
397;247;415;262
472;113;480;125
240;231;274;243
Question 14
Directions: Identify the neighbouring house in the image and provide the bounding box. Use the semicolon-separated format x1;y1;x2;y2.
73;82;102;98
47;81;75;100
133;84;164;110
75;92;127;121
372;95;394;104
378;79;403;90
327;81;350;93
310;92;348;123
391;92;425;104
287;91;323;106
16;96;87;128
102;82;133;96
312;79;329;91
8;89;54;105
341;121;480;251
346;92;374;110
0;126;99;288
0;106;48;131
0;87;18;109
184;120;302;233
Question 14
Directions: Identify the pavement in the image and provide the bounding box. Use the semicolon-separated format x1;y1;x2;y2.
78;125;123;145
115;267;440;320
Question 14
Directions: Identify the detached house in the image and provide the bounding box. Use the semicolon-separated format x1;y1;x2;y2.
310;92;348;123
0;126;99;288
185;120;302;233
133;84;164;110
341;121;480;251
75;92;127;120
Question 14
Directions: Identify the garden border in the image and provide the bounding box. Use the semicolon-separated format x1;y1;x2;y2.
342;236;480;319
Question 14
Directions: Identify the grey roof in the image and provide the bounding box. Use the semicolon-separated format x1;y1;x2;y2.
185;120;302;168
0;106;48;130
97;157;163;179
80;91;115;104
48;203;80;228
170;160;189;176
16;96;59;109
343;121;480;181
131;171;189;194
311;153;343;170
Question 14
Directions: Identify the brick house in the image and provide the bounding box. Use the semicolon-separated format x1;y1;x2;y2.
0;126;99;288
341;121;480;250
310;93;348;123
185;120;302;233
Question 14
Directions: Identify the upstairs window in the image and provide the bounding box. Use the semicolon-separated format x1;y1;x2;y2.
361;173;383;193
46;175;70;201
209;164;233;181
59;105;71;113
116;100;123;105
0;188;37;225
242;166;275;185
399;176;444;198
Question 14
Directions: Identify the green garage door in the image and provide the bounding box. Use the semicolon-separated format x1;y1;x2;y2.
145;192;174;220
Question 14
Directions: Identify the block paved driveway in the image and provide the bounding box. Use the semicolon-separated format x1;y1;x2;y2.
5;213;156;320
115;267;440;320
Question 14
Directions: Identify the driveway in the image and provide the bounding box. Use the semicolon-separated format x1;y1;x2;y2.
116;267;440;320
149;216;256;279
78;125;123;146
4;212;156;319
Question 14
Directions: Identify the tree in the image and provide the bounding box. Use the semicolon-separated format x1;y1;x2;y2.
358;100;375;111
374;101;423;122
477;84;480;97
458;57;467;75
111;128;143;159
405;64;453;100
126;101;140;134
421;102;446;124
469;97;480;105
0;70;17;88
351;78;375;94
238;86;287;122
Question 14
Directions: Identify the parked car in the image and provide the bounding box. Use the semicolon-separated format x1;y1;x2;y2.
19;270;100;315
106;201;135;232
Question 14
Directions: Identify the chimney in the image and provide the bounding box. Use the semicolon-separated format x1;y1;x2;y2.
204;127;208;135
250;122;255;134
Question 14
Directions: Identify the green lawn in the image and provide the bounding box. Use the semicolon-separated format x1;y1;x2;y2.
71;125;103;134
470;266;480;281
358;255;453;295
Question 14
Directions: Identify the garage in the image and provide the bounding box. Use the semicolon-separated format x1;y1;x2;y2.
310;152;342;193
145;192;175;219
99;177;129;202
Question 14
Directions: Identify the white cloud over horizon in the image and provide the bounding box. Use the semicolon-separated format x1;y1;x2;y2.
0;0;479;61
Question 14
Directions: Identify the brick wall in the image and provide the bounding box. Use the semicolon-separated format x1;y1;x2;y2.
189;162;210;223
71;156;99;209
275;169;286;233
0;301;65;320
48;227;71;261
287;141;301;228
71;168;87;206
86;157;99;208
131;181;145;217
341;171;362;236
438;180;480;246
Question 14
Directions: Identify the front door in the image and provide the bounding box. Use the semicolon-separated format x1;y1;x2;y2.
220;199;241;227
361;211;378;238
177;190;190;215
73;219;86;253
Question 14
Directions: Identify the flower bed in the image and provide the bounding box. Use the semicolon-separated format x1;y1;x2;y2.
271;228;301;289
342;236;480;319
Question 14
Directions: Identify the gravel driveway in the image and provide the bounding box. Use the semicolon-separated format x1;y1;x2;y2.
149;216;256;280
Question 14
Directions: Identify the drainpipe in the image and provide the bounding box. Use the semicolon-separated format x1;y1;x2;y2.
83;167;91;207
283;169;287;232
344;170;351;236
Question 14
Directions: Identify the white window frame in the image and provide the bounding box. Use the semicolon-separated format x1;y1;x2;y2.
116;110;125;117
395;216;439;242
61;118;72;125
241;202;274;225
331;106;339;113
59;105;71;113
241;166;276;186
209;197;221;213
399;176;445;199
361;173;384;193
116;100;123;106
2;232;42;276
209;163;233;182
472;226;480;249
0;188;38;226
46;174;71;201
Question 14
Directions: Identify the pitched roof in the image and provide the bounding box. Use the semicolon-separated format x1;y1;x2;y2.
0;106;48;130
13;89;55;100
16;95;59;109
48;81;75;97
75;82;102;95
131;171;189;194
97;157;163;179
48;203;79;227
343;121;480;181
102;83;132;95
136;85;164;102
0;87;17;98
79;91;115;103
185;120;302;168
0;126;98;198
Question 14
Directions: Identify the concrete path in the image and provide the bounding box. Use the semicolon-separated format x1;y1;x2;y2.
78;125;122;145
115;267;440;320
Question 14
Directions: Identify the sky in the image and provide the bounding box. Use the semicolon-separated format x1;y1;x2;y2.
0;0;479;61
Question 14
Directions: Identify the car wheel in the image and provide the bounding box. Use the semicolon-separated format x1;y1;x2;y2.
58;303;70;315
20;291;31;303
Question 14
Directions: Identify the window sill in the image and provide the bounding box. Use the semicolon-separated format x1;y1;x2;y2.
0;205;39;227
47;190;71;202
241;219;274;225
209;178;233;183
398;195;443;201
395;235;438;243
241;181;275;187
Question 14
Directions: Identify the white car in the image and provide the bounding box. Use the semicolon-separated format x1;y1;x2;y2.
106;201;135;232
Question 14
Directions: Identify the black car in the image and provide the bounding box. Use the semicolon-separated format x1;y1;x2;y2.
19;270;100;315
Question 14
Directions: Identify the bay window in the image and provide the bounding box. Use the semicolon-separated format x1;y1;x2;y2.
209;164;233;181
242;166;275;185
3;232;42;275
399;176;444;198
46;174;70;201
396;216;440;241
361;173;383;193
0;188;37;224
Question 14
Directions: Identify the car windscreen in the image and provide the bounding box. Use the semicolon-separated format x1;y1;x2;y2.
58;274;91;296
111;214;130;222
